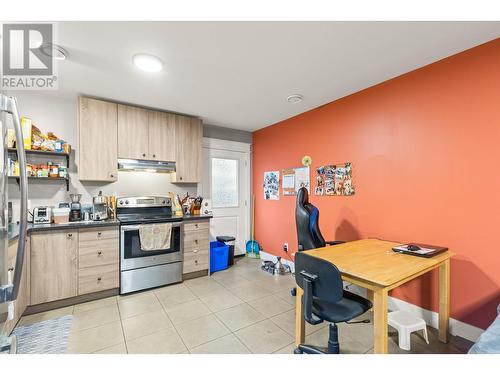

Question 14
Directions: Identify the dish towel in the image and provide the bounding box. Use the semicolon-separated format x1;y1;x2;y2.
139;223;172;251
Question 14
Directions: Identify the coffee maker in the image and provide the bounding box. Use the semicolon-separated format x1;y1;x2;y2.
69;193;82;222
92;191;108;221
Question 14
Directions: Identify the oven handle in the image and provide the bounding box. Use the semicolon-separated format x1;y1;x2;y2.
121;223;182;232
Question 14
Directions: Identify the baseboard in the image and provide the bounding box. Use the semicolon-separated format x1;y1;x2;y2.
259;250;483;343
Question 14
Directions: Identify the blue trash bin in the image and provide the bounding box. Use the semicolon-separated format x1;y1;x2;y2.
210;241;229;273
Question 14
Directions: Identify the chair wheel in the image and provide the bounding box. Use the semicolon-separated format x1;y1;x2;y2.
291;288;297;296
294;347;303;354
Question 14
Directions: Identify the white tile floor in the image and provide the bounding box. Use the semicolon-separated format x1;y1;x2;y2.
16;257;472;354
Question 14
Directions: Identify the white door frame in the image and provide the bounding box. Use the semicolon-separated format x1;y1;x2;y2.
199;138;251;254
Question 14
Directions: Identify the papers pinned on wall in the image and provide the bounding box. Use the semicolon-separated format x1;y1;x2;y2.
315;162;354;196
263;171;280;200
281;166;310;196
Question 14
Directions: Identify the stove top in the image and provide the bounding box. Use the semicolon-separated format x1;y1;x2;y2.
116;196;177;224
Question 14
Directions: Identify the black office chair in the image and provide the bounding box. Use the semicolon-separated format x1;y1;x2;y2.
294;252;373;354
291;187;344;296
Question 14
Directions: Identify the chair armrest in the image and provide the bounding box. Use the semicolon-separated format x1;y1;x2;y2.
325;240;345;246
300;271;323;325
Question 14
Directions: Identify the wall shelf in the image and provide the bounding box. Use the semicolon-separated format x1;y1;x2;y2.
7;148;71;191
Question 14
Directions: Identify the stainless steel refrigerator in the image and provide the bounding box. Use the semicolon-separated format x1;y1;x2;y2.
0;94;28;354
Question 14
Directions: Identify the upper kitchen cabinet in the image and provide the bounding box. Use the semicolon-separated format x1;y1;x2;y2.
117;104;149;160
171;116;202;183
78;97;118;181
148;110;176;161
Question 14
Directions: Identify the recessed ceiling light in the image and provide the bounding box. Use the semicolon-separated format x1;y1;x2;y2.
39;43;68;60
133;53;163;73
286;94;303;103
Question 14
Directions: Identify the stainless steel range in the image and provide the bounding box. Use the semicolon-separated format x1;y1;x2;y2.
117;196;183;294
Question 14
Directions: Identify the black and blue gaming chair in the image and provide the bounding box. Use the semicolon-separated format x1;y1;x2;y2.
294;252;372;354
295;187;344;251
291;187;344;296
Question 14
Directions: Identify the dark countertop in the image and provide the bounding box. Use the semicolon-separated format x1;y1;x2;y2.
7;214;212;242
8;220;120;242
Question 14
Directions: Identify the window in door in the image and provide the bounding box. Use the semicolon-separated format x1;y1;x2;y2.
211;158;238;208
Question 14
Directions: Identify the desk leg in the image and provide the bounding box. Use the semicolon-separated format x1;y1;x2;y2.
373;288;388;354
367;289;374;311
438;259;450;343
295;286;305;347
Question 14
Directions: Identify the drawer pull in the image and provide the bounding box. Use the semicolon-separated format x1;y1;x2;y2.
195;260;198;264
97;232;102;237
97;277;102;282
97;251;102;256
194;239;198;244
8;267;14;272
67;233;73;238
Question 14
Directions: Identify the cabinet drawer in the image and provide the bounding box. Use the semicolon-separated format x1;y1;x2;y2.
184;231;209;251
183;249;209;274
184;220;209;232
79;241;119;269
78;263;119;295
79;227;119;242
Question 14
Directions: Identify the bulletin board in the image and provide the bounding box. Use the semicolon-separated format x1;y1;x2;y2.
282;166;310;196
314;163;354;196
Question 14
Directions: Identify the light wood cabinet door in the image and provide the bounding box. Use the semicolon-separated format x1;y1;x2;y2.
30;231;78;305
172;116;202;183
78;97;118;181
148;110;176;161
118;104;149;160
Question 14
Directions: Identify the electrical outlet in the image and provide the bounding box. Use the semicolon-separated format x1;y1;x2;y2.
283;243;288;252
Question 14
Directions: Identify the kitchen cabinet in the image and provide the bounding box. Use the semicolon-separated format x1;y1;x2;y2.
172;116;203;183
78;97;118;181
2;238;29;336
183;220;210;274
148;110;176;162
117;104;149;160
78;227;119;295
30;230;78;305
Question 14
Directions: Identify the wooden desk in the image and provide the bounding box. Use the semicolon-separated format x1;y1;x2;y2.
294;239;454;354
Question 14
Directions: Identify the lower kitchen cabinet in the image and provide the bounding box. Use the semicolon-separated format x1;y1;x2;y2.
183;220;210;274
78;263;119;295
30;230;78;305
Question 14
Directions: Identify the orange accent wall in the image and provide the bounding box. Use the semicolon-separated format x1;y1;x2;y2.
252;39;500;330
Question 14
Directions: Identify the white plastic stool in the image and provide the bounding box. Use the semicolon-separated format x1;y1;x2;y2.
388;310;429;351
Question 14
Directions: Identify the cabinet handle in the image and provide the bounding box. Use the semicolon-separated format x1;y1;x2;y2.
97;277;102;282
194;239;198;244
67;233;73;238
179;176;183;181
195;223;198;228
110;173;114;178
97;251;102;256
8;267;14;272
195;260;198;264
153;154;156;158
142;153;146;157
97;232;102;237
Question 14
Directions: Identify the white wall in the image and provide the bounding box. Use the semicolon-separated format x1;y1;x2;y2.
7;92;197;222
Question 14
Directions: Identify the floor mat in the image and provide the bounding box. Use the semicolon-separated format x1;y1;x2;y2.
11;315;73;354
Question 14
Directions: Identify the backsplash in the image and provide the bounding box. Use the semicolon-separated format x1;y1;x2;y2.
7;92;197;222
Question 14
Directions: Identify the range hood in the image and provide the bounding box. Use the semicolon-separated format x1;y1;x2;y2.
117;158;176;173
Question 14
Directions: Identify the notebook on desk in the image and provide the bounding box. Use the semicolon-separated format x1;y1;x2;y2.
392;243;448;258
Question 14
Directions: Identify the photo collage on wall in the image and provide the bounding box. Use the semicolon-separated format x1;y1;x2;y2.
263;171;280;200
315;162;355;196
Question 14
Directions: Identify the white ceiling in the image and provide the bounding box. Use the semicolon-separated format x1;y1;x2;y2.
48;22;499;131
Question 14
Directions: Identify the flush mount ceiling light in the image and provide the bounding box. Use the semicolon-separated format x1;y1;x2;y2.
39;43;68;60
286;94;303;103
133;53;163;72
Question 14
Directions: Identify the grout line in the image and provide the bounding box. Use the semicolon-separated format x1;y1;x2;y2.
115;298;129;354
157;291;190;354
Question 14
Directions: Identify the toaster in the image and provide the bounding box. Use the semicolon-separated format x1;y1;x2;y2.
33;206;52;224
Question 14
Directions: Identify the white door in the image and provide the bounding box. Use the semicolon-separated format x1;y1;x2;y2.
201;139;250;256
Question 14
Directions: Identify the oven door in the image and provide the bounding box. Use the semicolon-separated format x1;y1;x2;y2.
120;222;183;271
